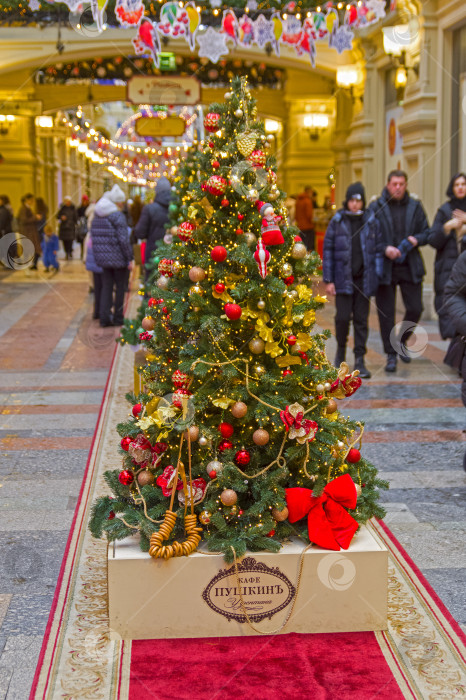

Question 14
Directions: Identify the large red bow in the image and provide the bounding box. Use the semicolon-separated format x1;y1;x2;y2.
285;474;358;550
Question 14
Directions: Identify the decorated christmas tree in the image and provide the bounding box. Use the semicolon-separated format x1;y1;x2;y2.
90;77;387;562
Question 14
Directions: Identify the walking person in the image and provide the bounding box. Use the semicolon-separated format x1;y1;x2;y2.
57;196;77;260
0;195;13;239
134;177;171;283
76;194;90;260
295;185;315;251
18;193;41;270
35;197;48;247
370;170;430;372
428;173;466;341
85;231;103;320
323;182;384;378
90;185;133;327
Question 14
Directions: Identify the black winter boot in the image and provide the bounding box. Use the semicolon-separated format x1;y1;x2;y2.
334;346;346;367
354;356;371;379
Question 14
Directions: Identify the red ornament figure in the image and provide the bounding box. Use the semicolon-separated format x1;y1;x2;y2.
118;470;134;485
206;175;227;196
211;246;227;262
218;438;233;452
121;437;132;451
347;448;361;463
204;112;220;132
224;303;242;320
258;202;284;246
234;449;250;466
219;422;234;438
248;149;266;167
215;282;225;294
132;403;142;417
177;221;196;242
254;238;271;278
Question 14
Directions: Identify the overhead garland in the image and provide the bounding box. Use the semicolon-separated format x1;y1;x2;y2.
20;0;391;68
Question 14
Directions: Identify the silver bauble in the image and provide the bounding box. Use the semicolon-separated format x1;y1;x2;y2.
163;233;173;244
157;275;169;290
234;108;244;118
249;337;265;354
206;459;223;476
257;299;266;310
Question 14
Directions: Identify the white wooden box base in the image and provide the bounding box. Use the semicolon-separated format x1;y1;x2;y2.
108;525;388;639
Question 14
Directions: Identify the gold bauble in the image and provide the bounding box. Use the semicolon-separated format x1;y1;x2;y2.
281;263;293;277
188;284;204;296
220;489;238;506
199;510;211;525
172;260;182;273
254;364;266;377
253;428;269;445
271;506;289;522
137;470;155;486
257;299;266;310
326;399;338;414
355;484;362;497
157;275;169;290
188;266;206;282
249;338;265;354
245;232;257;247
141;316;155;331
184;425;199;441
231;401;247;418
291;242;307;259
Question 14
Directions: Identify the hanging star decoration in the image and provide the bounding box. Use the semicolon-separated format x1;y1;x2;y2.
330;24;354;54
365;0;387;21
197;26;229;63
254;14;275;49
28;0;41;9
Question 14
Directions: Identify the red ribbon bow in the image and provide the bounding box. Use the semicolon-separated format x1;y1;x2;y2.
280;406;315;435
285;474;358;550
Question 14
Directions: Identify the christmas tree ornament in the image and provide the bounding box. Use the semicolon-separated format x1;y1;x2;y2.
291;242;307;259
221;489;238;505
271;506;289;522
253;238;271;278
211;245;227;262
249;337;265;354
282;369;293;376
137;470;155;486
231;401;247;418
224;91;232;100
108;511;115;520
132;403;142;417
337;441;345;449
267;134;274;142
326;399;338;414
128;435;152;463
212;160;220;169
237;130;257;157
189;284;204;296
209;469;218;479
245;232;257;247
219;422;234;438
224;303;242;320
235;227;244;235
147;297;157;307
172;260;181;273
248;150;266;167
206;175;227;196
254;364;266;377
119;469;134;485
218;438;233;451
234;448;251;466
199;510;212;525
214;282;226;294
204;112;220;132
286;334;297;346
193;306;201;312
259;202;284;245
266;529;276;537
221;198;229;207
188;266;206;282
284;275;294;286
316;383;325;394
355;483;362;497
157;275;170;290
199;436;208;446
324;382;332;391
347;448;361;463
184;425;199;441
207;459;223;476
281;262;293;277
257;299;266;310
141;316;155;331
158;258;174;276
177;221;196;242
253;428;269;445
121;437;132;451
234;108;244;118
247;188;259;201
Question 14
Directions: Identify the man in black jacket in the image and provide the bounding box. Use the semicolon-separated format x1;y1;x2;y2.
370;170;430;372
134;177;171;283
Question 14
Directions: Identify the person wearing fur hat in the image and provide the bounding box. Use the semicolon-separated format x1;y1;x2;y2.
323;182;384;378
90;185;133;327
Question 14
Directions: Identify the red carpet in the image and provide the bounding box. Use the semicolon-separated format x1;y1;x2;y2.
129;632;404;699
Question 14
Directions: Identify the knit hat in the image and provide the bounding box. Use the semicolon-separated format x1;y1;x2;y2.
344;182;366;208
260;202;272;217
107;184;126;204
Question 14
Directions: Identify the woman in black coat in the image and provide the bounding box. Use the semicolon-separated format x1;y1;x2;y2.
428;173;466;339
57;196;78;259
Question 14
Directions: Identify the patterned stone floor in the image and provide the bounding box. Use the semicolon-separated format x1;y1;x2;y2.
0;256;465;699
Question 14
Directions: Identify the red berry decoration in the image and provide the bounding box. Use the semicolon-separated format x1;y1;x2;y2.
162;307;169;315
286;335;297;346
215;282;225;294
347;448;361;463
224;303;242;320
121;437;132;451
212;160;220;168
209;470;217;479
234;449;250;466
108;511;115;520
218;438;233;452
118;469;134;485
219;422;234;438
211;245;227;263
221;198;229;207
284;275;295;286
206;175;227;196
132;403;142;417
177;221;196;242
204;112;220;132
282;369;293;377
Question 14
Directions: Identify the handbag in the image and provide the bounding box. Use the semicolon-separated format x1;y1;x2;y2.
443;334;466;370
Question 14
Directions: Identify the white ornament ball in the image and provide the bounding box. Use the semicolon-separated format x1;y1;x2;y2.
316;383;325;393
199;436;208;446
163;233;173;244
324;382;332;392
234;108;244;118
247;188;259;201
257;299;266;310
207;459;223;476
337;441;345;449
224;91;232;100
267;134;274;142
157;275;169;290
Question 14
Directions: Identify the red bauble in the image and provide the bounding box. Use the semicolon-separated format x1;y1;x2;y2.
148;297;157;307
234;449;250;466
282;369;293;376
204;112;220;132
132;403;142;417
266;529;276;537
284;275;295;286
248;149;267;167
219;422;234;438
238;214;244;221
294;235;302;242
224;303;242;320
286;335;297;346
208;141;214;147
162;307;169;315
347;448;361;463
221;198;229;207
206;175;227;196
177;221;196;242
118;469;134;485
108;511;115;520
218;438;233;452
211;246;227;263
215;282;225;294
172;369;190;388
121;437;132;451
158;258;173;276
209;470;217;479
235;228;243;235
212;160;220;168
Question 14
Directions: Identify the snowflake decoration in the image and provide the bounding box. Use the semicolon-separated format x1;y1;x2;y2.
246;0;258;9
330;25;354;54
254;14;275;49
365;0;386;20
209;0;222;7
28;0;40;8
197;27;229;63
